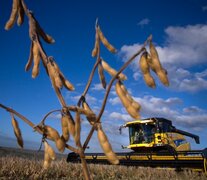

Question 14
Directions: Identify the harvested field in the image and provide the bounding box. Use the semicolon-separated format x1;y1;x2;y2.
0;147;206;180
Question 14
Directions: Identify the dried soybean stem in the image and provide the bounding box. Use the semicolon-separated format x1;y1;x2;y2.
65;144;79;153
19;0;67;109
80;150;91;180
76;24;101;179
66;105;92;179
97;47;145;121
20;0;30;16
39;109;61;125
78;25;100;106
4;1;91;179
0;104;80;153
35;20;91;180
99;35;151;117
35;37;48;60
79;57;99;103
0;103;42;134
83;35;151;150
33;36;69;109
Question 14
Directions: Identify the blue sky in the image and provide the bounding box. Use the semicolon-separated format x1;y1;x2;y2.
0;0;207;153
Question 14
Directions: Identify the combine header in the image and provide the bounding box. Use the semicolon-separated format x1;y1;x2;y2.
67;117;207;173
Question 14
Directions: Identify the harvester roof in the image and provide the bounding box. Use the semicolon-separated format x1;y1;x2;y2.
125;117;172;127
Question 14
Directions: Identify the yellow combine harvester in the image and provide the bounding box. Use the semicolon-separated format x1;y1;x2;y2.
67;117;207;173
120;117;199;152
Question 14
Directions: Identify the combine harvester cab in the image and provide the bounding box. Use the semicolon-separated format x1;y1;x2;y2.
121;117;199;152
68;117;207;173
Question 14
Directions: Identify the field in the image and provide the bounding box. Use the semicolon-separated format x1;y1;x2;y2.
0;147;206;180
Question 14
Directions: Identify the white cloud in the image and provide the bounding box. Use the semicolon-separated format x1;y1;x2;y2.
133;96;181;118
110;90;117;96
178;76;207;92
119;43;142;71
150;96;182;106
133;72;141;81
69;94;81;102
120;24;207;67
119;24;207;92
175;114;207;129
76;83;85;87
136;95;207;130
137;18;150;26
109;112;131;122
109;95;207;129
109;97;121;105
170;68;207;92
195;69;207;78
91;83;105;91
85;94;98;104
49;113;62;119
109;95;181;119
183;106;204;113
162;24;207;66
68;93;98;105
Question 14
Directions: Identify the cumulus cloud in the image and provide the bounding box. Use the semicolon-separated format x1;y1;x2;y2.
119;43;142;71
108;95;207;130
183;106;204;113
195;69;207;78
137;18;150;26
175;114;207;130
109;97;121;105
109;95;181;118
170;68;207;92
68;94;81;102
133;96;181;118
120;24;207;66
91;83;105;91
162;24;207;66
119;24;207;92
110;90;117;96
84;94;98;104
138;96;207;130
109;112;131;122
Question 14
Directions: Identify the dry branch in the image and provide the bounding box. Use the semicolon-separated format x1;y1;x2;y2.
1;1;170;179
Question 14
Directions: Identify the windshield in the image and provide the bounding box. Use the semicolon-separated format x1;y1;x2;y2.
129;123;156;144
